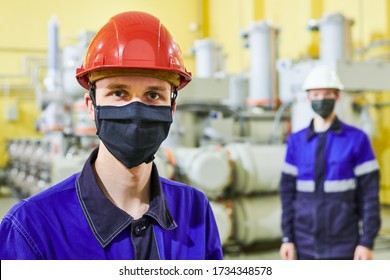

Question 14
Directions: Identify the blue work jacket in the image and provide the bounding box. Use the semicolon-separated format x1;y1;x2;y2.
280;118;381;259
0;149;223;260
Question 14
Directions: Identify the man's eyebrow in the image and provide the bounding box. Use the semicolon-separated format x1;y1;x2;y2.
106;83;128;90
105;84;169;91
146;85;170;91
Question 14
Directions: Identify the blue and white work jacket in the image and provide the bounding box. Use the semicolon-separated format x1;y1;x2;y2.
280;117;381;259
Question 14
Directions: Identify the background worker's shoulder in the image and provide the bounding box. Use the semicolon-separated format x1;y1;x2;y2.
341;121;370;138
286;126;310;142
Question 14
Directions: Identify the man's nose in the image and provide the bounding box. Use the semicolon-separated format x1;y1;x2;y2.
128;96;142;103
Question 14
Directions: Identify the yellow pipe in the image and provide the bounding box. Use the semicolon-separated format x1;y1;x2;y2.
387;0;390;38
201;0;210;38
253;0;265;21
307;0;323;58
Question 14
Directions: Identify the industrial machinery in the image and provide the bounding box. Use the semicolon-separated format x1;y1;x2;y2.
4;11;390;258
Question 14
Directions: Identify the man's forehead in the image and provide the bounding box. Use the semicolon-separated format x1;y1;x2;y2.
308;88;338;94
96;75;172;89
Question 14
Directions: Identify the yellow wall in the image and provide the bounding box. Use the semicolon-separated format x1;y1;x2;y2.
362;91;390;204
206;0;390;71
0;95;42;166
0;0;199;73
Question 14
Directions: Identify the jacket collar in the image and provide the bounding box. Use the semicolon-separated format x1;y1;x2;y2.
306;116;343;141
76;148;176;247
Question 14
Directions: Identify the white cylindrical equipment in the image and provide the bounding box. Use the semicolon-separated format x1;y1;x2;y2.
163;111;200;148
47;15;59;75
247;21;278;107
225;143;286;194
233;195;281;245
154;148;175;180
62;45;87;96
319;12;352;63
192;39;221;78
224;74;248;109
169;146;232;199
210;201;233;246
44;15;61;93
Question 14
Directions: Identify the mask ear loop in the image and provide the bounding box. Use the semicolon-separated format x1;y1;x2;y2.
88;82;99;131
88;82;97;107
171;87;178;107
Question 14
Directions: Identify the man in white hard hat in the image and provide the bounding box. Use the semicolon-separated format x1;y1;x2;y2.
279;64;381;260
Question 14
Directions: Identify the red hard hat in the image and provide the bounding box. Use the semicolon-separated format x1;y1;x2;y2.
76;11;192;90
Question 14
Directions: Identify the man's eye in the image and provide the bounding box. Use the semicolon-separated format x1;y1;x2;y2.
149;92;160;100
113;91;124;97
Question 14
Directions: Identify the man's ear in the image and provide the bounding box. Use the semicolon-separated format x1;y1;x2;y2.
84;92;95;121
335;91;340;101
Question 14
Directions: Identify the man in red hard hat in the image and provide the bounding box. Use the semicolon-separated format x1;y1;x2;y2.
0;11;223;260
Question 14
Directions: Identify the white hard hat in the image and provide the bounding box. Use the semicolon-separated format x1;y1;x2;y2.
302;64;344;91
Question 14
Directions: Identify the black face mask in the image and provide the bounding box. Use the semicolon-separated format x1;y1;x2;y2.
311;99;335;119
95;101;172;169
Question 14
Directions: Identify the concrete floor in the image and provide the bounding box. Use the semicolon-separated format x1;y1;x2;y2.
1;190;390;260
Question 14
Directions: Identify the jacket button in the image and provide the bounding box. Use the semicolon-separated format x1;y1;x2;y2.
134;224;146;236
